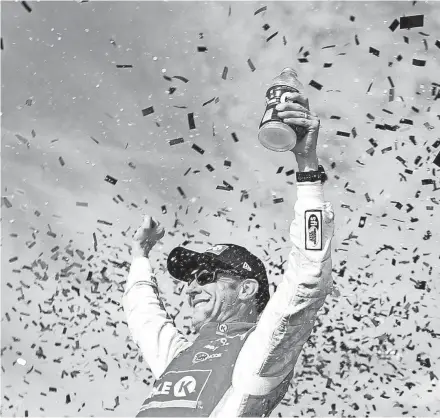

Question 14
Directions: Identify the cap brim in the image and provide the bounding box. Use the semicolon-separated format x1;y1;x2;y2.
167;247;231;282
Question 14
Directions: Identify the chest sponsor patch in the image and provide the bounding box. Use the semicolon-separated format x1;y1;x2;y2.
140;369;212;412
305;210;323;251
192;351;222;364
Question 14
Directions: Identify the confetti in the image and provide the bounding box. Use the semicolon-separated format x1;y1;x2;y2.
254;6;267;15
197;46;208;52
231;132;239;143
104;175;118;185
2;197;12;208
247;59;256;72
1;38;3;50
266;32;278;42
97;220;112;226
192;144;204;155
188;113;196;130
21;1;32;12
168;137;184;146
177;187;186;198
369;47;380;57
309;80;323;90
412;58;426;66
142;106;154;116
222;67;228;80
389;19;400;31
173;75;189;83
76;202;88;207
59;157;65;166
16;134;30;146
400;15;424;29
116;65;133;68
202;97;216;106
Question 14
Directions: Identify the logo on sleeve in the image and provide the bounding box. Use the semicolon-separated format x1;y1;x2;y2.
305;210;323;251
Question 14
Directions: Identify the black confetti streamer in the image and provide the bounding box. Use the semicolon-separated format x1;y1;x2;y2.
169;137;184;146
192;144;204;154
400;15;424;29
142;106;154;116
309;80;323;90
254;6;267;15
104;175;118;185
21;1;32;12
188;113;196;130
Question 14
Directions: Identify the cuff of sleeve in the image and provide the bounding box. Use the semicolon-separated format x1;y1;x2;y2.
125;256;154;292
297;181;324;202
131;256;152;272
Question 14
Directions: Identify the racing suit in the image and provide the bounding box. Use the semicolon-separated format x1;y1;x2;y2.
123;180;335;417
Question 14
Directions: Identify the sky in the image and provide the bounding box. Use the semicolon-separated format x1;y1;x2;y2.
1;0;440;417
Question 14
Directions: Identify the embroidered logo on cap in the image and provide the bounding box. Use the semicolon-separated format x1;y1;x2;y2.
206;245;228;256
242;262;252;272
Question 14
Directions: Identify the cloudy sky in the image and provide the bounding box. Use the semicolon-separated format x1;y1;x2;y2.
1;1;440;417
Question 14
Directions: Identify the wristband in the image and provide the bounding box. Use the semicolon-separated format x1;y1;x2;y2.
296;165;326;184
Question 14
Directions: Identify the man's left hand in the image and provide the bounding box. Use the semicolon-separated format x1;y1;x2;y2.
275;91;320;159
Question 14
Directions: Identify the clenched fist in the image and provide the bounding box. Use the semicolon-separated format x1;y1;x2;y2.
132;215;165;258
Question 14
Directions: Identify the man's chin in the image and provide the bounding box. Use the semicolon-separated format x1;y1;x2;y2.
192;314;208;333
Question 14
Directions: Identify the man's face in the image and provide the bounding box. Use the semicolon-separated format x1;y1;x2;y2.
186;269;241;332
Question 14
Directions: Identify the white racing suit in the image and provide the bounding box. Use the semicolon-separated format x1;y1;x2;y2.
123;181;335;417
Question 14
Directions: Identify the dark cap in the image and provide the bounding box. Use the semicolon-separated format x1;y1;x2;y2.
167;244;270;311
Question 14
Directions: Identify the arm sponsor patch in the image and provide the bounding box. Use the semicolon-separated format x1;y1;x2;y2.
305;210;323;251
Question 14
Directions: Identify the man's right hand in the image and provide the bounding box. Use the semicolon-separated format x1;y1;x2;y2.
132;215;165;258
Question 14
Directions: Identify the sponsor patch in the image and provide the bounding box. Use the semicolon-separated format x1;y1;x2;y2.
140;369;211;412
192;351;222;364
217;323;228;334
305;210;323;251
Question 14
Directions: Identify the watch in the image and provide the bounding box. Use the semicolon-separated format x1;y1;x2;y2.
296;165;327;184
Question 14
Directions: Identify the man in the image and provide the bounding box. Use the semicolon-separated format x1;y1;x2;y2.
123;90;335;417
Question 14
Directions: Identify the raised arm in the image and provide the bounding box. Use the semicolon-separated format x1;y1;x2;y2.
122;216;191;379
232;93;335;396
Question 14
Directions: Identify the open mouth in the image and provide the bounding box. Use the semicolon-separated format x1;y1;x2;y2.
193;300;210;308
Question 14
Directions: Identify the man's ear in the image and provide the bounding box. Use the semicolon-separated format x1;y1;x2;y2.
238;279;259;301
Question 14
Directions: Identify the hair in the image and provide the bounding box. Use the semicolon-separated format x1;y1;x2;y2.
255;288;270;314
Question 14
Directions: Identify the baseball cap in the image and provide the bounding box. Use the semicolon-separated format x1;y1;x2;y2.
167;244;270;310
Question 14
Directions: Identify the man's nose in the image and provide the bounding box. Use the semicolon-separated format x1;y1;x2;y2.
186;278;202;296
